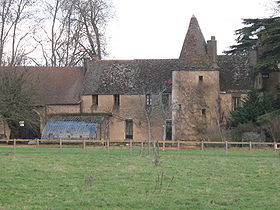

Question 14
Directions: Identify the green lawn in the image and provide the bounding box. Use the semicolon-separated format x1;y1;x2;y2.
0;148;279;210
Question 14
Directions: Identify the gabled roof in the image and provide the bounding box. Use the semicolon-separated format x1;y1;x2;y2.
0;66;84;105
83;59;183;95
179;16;212;68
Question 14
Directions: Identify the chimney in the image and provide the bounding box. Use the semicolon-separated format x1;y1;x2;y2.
207;36;217;66
83;57;91;73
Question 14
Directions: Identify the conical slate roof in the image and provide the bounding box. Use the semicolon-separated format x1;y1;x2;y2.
179;16;212;68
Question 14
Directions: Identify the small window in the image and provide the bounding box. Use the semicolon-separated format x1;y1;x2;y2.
114;94;120;106
162;94;169;107
178;104;182;111
262;73;269;79
125;119;133;139
199;76;203;82
165;120;172;140
92;95;98;105
201;109;206;118
146;94;152;106
232;97;241;111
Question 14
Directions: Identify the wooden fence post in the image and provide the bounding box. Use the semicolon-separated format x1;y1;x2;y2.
130;140;132;155
249;141;252;150
274;143;277;151
107;139;110;149
225;141;228;151
13;139;16;152
59;138;62;149
163;141;165;150
177;142;180;151
201;141;204;151
83;139;86;149
36;139;39;151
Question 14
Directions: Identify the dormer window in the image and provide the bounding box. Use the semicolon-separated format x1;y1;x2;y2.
199;75;203;82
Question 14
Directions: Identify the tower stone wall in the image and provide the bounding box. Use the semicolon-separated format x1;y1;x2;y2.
172;70;220;141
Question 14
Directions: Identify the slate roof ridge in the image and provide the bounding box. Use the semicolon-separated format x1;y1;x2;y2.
217;54;249;58
92;58;180;63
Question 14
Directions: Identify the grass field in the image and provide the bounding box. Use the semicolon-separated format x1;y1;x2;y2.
0;148;279;210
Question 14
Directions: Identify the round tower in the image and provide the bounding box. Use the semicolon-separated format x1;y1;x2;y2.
172;16;220;141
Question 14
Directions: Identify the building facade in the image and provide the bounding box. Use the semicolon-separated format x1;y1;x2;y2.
0;16;262;141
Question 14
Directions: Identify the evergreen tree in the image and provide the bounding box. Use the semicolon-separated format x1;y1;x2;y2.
225;1;280;72
229;88;280;127
229;89;265;127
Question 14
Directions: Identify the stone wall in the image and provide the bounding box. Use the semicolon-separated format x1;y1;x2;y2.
81;94;167;141
262;72;280;92
172;70;220;141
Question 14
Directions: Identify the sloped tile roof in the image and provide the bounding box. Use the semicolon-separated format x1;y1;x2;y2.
83;59;182;95
83;56;253;95
218;55;253;92
0;66;84;105
179;16;213;68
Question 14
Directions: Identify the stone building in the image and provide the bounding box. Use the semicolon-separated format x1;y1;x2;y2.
0;16;261;141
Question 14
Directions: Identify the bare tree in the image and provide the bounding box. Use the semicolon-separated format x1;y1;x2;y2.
36;0;113;66
0;0;36;66
0;67;39;138
260;112;280;143
0;0;38;66
173;79;209;141
135;83;172;155
75;0;112;60
0;0;13;65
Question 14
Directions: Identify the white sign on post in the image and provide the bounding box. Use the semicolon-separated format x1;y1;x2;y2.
19;121;24;127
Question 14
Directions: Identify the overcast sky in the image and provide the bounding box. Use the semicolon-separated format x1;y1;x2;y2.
105;0;274;59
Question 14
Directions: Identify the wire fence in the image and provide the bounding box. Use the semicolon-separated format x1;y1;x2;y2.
0;139;279;152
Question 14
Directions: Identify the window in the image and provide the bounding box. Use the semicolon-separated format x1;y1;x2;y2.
125;119;133;139
162;94;169;107
92;95;98;105
201;108;206;119
199;75;203;82
178;104;182;111
165;120;172;140
114;94;120;106
232;97;241;111
146;94;152;106
262;73;269;79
